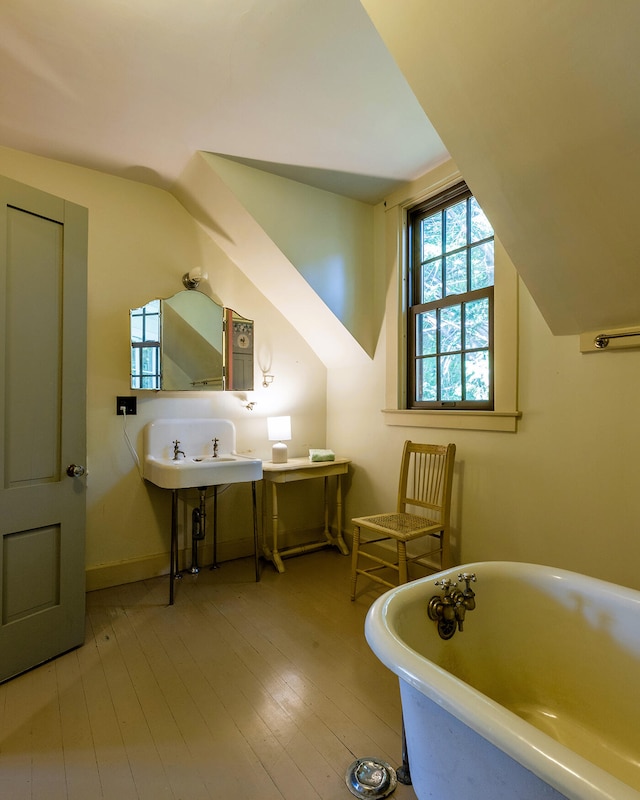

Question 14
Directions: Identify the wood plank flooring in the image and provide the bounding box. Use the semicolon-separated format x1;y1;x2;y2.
0;550;418;799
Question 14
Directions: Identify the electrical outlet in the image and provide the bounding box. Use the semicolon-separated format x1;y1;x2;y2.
116;396;137;415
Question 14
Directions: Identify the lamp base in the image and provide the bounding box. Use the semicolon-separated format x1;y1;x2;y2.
272;441;288;464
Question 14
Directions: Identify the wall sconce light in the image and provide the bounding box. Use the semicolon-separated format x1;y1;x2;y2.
262;374;274;388
182;267;207;290
267;416;291;463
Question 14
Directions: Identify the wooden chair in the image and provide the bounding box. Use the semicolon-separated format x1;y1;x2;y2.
350;441;456;600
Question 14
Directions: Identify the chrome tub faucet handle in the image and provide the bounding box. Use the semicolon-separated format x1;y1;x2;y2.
458;572;477;611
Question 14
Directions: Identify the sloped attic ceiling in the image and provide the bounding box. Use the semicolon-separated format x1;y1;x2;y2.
0;0;447;365
362;0;640;336
4;0;638;342
0;0;445;203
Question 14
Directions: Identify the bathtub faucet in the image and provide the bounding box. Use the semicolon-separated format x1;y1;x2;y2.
458;572;477;611
428;573;477;640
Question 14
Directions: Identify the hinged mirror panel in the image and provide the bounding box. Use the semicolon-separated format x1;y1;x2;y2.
130;291;253;391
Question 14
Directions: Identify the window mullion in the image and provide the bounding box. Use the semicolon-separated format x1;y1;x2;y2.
441;209;447;298
436;306;442;401
461;300;467;402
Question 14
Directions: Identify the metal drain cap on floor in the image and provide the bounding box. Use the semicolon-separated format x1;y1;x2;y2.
345;757;397;799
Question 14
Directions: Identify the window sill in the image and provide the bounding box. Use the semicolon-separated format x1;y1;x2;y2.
382;408;521;433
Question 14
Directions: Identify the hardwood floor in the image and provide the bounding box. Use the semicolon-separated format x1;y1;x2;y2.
0;550;418;799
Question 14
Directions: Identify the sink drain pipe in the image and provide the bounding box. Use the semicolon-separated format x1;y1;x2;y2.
189;487;207;573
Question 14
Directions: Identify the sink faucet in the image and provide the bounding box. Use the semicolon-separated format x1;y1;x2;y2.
172;440;185;460
212;438;219;458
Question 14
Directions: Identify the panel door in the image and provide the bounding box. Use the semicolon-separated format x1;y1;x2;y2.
0;176;88;682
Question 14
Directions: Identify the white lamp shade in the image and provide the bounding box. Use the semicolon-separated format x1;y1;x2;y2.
267;416;291;442
267;416;291;463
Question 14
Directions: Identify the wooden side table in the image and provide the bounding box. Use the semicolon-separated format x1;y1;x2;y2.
261;457;351;572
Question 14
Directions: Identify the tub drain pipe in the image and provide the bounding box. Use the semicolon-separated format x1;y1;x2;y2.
396;715;411;785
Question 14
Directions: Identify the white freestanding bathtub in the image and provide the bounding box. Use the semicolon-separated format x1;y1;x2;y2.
365;562;640;800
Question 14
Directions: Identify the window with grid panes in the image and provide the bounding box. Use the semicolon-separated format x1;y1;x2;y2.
408;182;494;409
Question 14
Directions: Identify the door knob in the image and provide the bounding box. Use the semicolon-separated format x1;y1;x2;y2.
66;464;86;477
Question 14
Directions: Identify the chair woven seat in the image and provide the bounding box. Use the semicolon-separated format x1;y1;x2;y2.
352;512;439;539
350;441;456;599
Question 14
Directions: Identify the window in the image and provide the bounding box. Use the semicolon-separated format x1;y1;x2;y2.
408;182;494;410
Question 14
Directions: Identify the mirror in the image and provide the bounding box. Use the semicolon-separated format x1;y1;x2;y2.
130;291;253;391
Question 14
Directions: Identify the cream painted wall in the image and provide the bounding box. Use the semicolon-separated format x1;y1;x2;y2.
361;0;640;338
329;161;640;593
0;146;329;589
4;144;639;595
202;154;377;357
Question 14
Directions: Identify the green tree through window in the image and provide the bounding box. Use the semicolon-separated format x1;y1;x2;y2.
408;183;494;409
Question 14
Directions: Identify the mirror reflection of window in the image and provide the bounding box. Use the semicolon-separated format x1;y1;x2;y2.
130;300;161;389
130;292;253;391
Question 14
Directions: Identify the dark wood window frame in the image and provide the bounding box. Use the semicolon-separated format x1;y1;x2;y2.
407;182;495;410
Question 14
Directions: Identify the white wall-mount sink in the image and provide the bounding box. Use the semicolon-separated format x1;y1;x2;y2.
143;418;262;489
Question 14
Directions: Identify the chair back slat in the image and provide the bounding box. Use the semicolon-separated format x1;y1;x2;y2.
398;441;455;522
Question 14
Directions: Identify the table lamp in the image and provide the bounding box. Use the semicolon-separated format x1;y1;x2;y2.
267;415;291;463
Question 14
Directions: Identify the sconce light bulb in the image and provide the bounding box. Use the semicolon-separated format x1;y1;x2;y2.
262;374;274;388
182;267;207;290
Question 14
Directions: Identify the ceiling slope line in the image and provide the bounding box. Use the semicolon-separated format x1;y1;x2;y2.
172;151;371;370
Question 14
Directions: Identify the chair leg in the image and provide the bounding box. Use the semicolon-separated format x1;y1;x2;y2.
350;525;361;601
397;541;408;585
